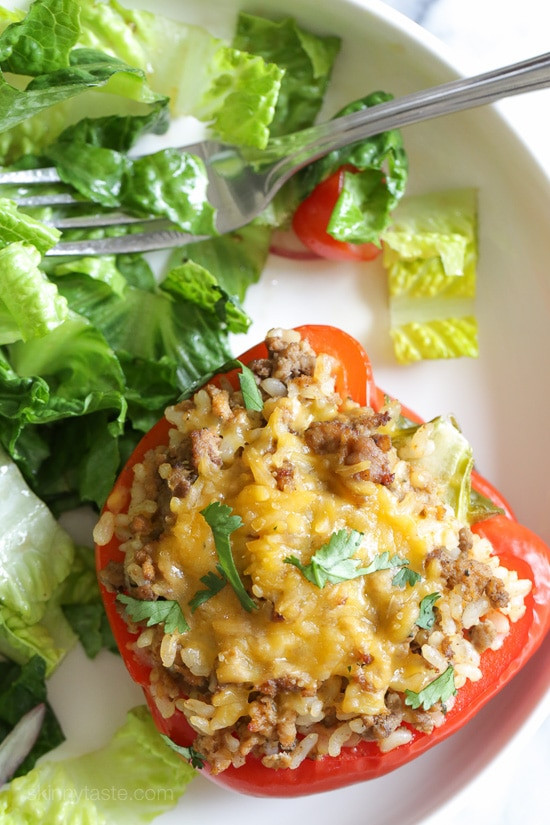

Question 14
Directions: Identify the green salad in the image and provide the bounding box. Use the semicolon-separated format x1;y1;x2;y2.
0;0;479;819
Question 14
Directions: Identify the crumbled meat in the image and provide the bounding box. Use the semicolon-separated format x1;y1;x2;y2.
166;469;193;500
469;620;499;653
258;676;317;697
458;526;474;553
370;710;403;740
128;441;197;544
437;553;510;609
190;428;222;471
305;420;347;454
276;707;298;748
238;729;264;758
156;441;197;501
485;576;510;608
206;384;234;420
403;709;436;734
362;691;404;740
273;460;295;491
264;334;316;381
98;560;125;592
129;582;156;600
134;546;156;581
193;731;234;774
248;358;272;379
305;412;394;486
247;695;277;735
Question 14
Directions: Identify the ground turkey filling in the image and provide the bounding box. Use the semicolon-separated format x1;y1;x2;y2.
96;328;531;774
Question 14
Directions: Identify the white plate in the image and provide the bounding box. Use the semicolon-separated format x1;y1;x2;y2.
48;0;550;822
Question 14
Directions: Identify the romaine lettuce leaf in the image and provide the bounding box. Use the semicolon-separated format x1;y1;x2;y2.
0;48;161;137
0;0;286;161
0;706;196;823
119;149;215;233
0;445;76;672
0;604;74;678
0;199;60;254
54;255;127;297
61;601;116;659
398;416;474;521
233;13;341;136
394;414;501;524
0;7;21;33
0;259;237;509
162;262;250;334
57;545;117;659
382;188;478;363
382;187;477;279
0;0;79;75
0;3;340;515
78;0;284;148
0;312;128;509
327;167;393;244
44;140;216;233
164;223;271;334
51;271;233;397
390;317;479;364
192;48;283;149
0;0;169;164
0;242;67;345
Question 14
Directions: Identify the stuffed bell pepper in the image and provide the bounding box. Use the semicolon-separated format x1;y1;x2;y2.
94;325;550;797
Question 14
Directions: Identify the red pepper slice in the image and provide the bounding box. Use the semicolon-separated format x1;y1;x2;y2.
292;166;383;262
95;325;550;797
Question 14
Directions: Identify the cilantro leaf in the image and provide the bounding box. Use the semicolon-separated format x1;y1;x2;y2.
236;360;263;411
416;592;441;629
116;594;190;634
188;564;227;612
160;734;206;769
392;565;422;588
285;531;412;588
361;550;409;576
404;665;457;710
200;501;256;612
285;529;364;587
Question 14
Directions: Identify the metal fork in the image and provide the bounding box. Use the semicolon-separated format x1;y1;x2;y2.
3;50;550;256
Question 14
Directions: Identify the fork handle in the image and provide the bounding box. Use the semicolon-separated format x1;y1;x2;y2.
268;51;550;184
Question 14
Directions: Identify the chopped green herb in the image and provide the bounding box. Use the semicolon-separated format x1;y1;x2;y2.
360;550;409;576
285;531;411;588
285;529;364;587
188;564;227;612
200;501;257;612
236;360;263;411
404;665;457;711
416;592;441;629
116;594;190;634
159;734;206;769
392;565;422;588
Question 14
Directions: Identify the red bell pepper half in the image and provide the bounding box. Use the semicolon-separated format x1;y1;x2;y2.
95;324;550;797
